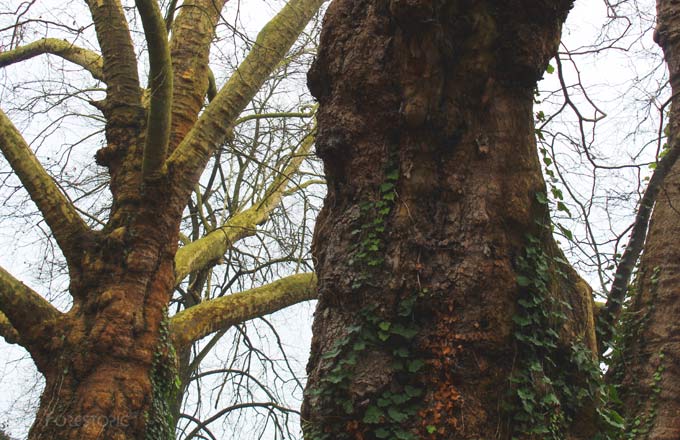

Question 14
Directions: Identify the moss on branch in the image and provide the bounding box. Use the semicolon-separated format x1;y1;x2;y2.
0;38;104;81
0;109;90;263
173;133;314;284
0;265;61;348
169;273;317;349
166;0;324;180
135;0;173;181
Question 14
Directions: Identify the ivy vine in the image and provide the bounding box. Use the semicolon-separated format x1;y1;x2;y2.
308;164;426;440
607;266;665;439
509;227;624;439
145;309;181;440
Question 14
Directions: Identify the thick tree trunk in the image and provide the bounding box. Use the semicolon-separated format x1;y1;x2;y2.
608;0;680;435
302;1;601;439
27;159;182;440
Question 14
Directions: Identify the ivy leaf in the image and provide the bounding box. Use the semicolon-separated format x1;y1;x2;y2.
377;397;391;407
393;347;410;358
375;428;391;439
516;275;531;287
406;359;425;373
404;385;422;397
512;315;532;326
557;223;573;241
363;405;383;424
556;201;571;216
321;346;342;359
542;393;560;406
387;407;409;422
546;63;555;74
342;400;354;414
395;430;418;440
389;393;410;405
517;387;535;402
386;169;399;181
382;192;396;202
426;425;437;434
598;408;625;429
380;182;395;193
390;323;418;339
535;192;549;205
379;321;391;331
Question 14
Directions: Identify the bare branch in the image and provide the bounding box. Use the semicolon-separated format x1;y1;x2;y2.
0;265;61;348
0;38;104;81
135;0;173;181
166;0;325;185
169;272;317;349
174;133;314;284
0;109;90;264
167;0;227;152
85;0;142;121
599;126;680;352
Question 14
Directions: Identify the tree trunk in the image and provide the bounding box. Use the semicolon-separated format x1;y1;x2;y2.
302;1;602;439
608;0;680;435
28;172;182;440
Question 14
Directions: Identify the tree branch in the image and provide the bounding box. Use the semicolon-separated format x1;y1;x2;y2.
135;0;173;181
173;133;314;284
0;265;61;348
166;0;325;185
169;272;317;349
167;0;228;152
0;109;90;264
0;38;104;81
0;311;21;345
599;141;680;350
85;0;142;121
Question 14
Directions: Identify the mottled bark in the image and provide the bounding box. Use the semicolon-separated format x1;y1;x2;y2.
608;0;680;436
170;272;317;349
302;1;599;439
167;0;227;153
0;38;104;80
0;110;90;265
27;173;182;440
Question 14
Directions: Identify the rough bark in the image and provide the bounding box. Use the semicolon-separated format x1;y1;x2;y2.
27;173;182;440
608;0;680;435
302;1;600;439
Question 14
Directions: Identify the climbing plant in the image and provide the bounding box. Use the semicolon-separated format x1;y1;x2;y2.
307;164;428;440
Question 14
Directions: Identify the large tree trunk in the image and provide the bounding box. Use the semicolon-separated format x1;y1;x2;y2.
608;0;680;435
302;1;602;439
28;160;183;440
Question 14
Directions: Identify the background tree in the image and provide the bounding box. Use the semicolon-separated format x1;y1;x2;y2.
302;0;679;439
0;0;325;438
